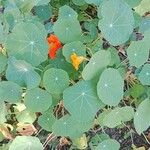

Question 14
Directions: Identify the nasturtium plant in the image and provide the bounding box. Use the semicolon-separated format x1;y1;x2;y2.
138;64;150;85
127;40;149;68
53;5;82;44
9;136;44;150
98;106;134;128
134;99;150;134
97;68;124;106
43;68;69;94
82;50;111;80
16;109;37;124
34;4;52;21
0;81;22;103
0;0;149;149
98;0;134;46
63;80;104;122
38;111;56;131
6;57;41;89
62;41;86;63
95;139;120;150
139;17;150;33
24;88;52;112
6;22;48;66
134;0;150;16
52;115;93;138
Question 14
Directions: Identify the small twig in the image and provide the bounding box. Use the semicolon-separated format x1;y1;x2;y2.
122;122;134;145
35;128;43;137
43;133;56;149
142;133;150;145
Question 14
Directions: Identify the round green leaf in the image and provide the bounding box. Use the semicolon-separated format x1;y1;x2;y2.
53;19;82;44
52;115;92;138
34;4;52;21
134;99;150;134
98;0;134;46
38;111;56;131
95;139;120;150
0;53;7;74
138;64;150;85
16;109;36;124
9;136;44;150
82;50;111;81
0;81;22;103
62;41;86;63
102;106;134;128
97;68;124;106
58;5;78;20
24;88;52;112
127;41;149;68
63;80;104;122
6;57;41;89
43;68;69;94
6;22;48;66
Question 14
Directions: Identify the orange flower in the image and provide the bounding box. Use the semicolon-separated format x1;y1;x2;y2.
47;34;62;59
70;53;85;70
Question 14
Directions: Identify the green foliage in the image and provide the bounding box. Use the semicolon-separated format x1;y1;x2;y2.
53;5;82;43
34;4;52;21
24;88;52;112
95;139;120;150
82;50;111;80
98;106;134;128
138;64;150;85
98;0;134;45
0;0;149;149
127;40;149;67
6;22;48;66
135;0;150;16
6;57;41;89
0;81;22;103
43;68;69;94
38;111;56;131
52;115;92;138
16;109;37;124
63;80;104;122
134;99;150;134
62;41;86;63
9;136;44;150
97;68;124;106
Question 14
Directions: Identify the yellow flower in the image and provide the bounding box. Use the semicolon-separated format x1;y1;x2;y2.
70;53;85;70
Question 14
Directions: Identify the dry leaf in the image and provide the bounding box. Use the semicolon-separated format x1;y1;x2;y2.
16;123;37;136
0;124;13;140
60;137;71;146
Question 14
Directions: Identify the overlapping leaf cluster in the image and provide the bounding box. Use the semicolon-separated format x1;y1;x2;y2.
0;0;150;149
